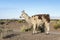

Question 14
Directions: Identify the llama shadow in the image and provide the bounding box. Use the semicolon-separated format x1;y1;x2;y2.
38;26;45;33
38;24;45;33
2;34;18;39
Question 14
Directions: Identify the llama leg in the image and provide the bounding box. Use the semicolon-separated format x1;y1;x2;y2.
45;22;50;34
33;24;37;34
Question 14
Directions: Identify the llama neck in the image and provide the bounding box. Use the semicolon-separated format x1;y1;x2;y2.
24;15;30;22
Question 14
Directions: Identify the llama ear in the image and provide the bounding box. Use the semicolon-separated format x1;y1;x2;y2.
22;10;25;13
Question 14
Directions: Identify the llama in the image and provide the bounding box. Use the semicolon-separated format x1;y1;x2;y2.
20;10;50;34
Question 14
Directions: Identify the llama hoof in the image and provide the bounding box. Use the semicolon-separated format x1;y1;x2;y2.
45;33;50;35
32;33;36;35
32;32;37;35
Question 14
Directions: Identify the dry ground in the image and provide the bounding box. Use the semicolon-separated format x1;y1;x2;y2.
0;20;60;40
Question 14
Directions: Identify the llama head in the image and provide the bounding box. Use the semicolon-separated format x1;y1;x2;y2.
20;10;28;19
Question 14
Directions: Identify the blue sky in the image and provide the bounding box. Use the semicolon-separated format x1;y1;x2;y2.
0;0;60;19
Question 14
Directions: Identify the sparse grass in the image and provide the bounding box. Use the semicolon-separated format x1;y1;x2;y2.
0;26;4;33
20;26;26;32
9;20;17;22
0;20;5;25
0;22;5;25
0;28;2;33
17;20;26;23
54;21;60;29
20;25;32;32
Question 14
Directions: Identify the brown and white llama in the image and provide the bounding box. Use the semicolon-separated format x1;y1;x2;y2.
20;10;50;34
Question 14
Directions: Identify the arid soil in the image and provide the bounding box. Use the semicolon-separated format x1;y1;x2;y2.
0;20;60;40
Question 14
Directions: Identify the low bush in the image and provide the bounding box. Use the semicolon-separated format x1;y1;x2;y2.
20;26;26;32
20;25;32;32
54;23;60;29
0;21;5;25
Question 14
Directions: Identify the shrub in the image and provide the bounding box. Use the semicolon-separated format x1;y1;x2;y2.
20;25;32;32
0;22;5;25
20;26;26;32
54;23;60;29
0;20;5;25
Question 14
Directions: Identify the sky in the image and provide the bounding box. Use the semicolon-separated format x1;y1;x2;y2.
0;0;60;19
